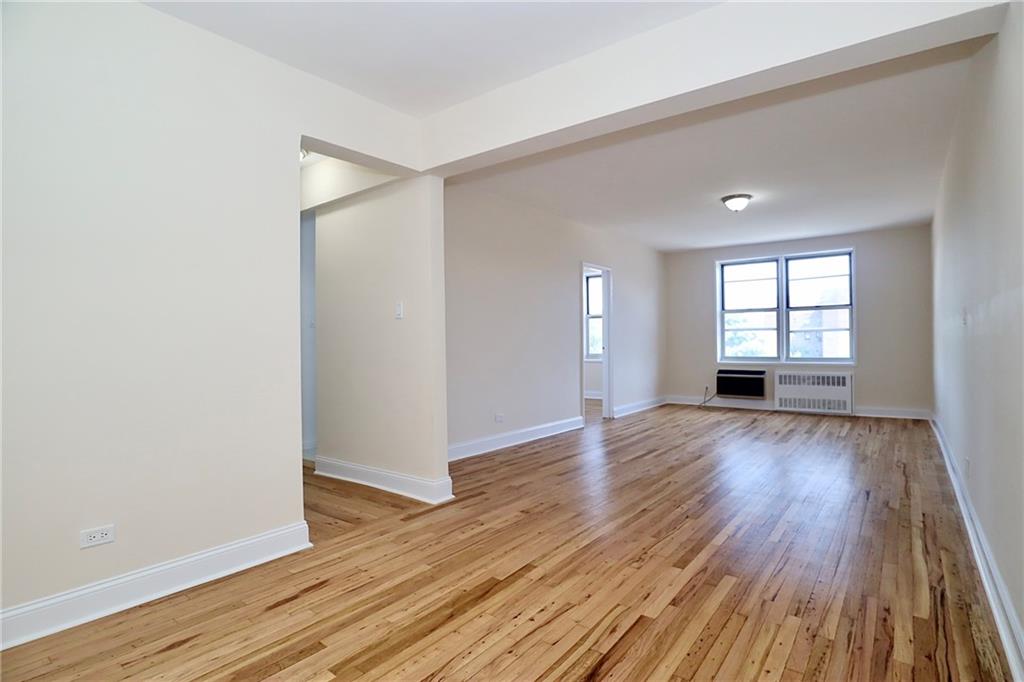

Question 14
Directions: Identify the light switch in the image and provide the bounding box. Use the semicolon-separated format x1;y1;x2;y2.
395;301;405;319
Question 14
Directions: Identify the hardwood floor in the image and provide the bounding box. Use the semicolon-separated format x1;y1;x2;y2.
2;406;1010;681
585;398;603;425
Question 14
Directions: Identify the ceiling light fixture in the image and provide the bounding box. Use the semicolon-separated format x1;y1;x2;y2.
721;193;752;212
299;148;309;161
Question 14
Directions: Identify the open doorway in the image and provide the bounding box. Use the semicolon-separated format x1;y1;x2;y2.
582;263;612;424
300;208;317;462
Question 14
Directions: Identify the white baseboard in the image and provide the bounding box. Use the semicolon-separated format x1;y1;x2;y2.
448;416;584;461
584;390;602;399
612;397;667;418
665;394;772;411
315;456;454;504
0;521;310;650
853;406;933;420
930;420;1024;681
665;395;931;420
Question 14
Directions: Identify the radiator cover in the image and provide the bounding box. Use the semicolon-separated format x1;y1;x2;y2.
774;370;853;415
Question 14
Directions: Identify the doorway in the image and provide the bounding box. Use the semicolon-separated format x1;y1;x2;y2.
300;209;317;461
582;263;612;423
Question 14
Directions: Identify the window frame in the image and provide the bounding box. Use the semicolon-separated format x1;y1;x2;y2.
717;257;781;362
585;273;603;360
716;248;855;365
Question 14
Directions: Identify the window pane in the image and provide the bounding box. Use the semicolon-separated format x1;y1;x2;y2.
788;330;851;359
723;330;777;358
788;308;850;331
586;276;602;315
723;261;777;282
587;317;603;356
788;275;850;307
723;278;777;310
787;254;849;280
723;311;777;329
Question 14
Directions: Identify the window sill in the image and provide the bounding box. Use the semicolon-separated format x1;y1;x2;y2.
718;358;856;367
584;357;603;363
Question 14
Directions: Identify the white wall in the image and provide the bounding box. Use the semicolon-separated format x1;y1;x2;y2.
932;2;1023;638
584;361;603;398
664;224;934;415
1;2;418;609
445;184;664;445
315;177;449;482
300;157;399;211
300;210;317;459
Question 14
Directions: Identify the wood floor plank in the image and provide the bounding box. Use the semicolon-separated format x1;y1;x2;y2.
0;407;1010;681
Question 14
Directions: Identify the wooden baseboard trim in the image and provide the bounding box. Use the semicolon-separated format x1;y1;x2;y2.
0;521;310;650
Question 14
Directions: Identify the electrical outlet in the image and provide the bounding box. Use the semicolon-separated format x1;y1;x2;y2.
494;412;504;423
80;524;115;549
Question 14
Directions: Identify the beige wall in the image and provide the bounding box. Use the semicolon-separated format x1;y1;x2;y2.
445;184;664;445
933;4;1023;625
315;177;449;481
1;2;416;607
664;225;934;413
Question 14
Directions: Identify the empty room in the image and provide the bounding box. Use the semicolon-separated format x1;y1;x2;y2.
2;2;1022;681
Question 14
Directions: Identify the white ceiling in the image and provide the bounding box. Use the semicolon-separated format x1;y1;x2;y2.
148;2;713;117
451;47;977;251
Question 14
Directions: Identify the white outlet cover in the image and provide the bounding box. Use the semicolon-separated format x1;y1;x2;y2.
80;524;116;549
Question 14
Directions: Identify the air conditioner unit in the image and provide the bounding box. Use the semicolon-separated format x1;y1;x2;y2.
716;369;766;399
774;370;853;415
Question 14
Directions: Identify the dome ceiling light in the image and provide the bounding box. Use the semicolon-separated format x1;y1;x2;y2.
721;193;752;212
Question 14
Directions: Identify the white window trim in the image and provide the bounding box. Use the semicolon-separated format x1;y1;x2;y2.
585;273;603;360
716;248;856;366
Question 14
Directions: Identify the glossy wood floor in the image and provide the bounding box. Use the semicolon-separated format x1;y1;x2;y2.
2;406;1010;681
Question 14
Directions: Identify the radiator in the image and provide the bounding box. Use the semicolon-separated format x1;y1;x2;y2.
774;370;853;415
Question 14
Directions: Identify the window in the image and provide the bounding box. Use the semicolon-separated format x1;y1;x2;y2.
585;273;603;359
718;251;853;362
786;253;852;360
720;260;779;359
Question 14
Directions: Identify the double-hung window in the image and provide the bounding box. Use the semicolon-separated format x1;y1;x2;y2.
785;253;852;360
718;250;853;362
585;274;603;359
720;260;780;360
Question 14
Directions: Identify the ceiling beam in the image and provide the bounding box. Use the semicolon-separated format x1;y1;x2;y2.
420;1;1008;176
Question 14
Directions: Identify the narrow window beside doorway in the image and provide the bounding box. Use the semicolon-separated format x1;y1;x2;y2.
585;273;603;359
